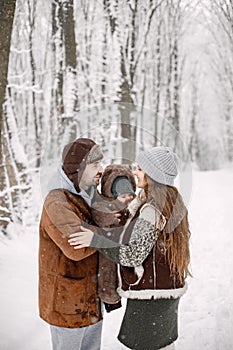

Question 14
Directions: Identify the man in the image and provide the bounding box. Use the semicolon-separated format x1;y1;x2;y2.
39;138;104;350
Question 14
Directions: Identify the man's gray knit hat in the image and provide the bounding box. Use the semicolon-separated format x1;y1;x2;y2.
136;146;178;186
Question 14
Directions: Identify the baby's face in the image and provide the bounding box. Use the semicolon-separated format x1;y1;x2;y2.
117;193;134;205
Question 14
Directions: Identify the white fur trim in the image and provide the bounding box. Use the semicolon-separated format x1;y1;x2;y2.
117;282;188;300
128;196;142;216
131;265;144;285
139;204;156;224
139;203;166;229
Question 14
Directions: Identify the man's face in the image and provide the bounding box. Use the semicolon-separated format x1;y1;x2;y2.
80;161;103;189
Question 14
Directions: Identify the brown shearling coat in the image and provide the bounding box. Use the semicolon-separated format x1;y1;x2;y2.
39;189;103;328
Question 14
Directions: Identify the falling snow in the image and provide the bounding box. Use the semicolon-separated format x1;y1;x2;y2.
0;169;233;349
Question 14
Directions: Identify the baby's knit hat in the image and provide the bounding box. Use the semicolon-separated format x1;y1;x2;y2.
136;146;178;186
111;176;135;198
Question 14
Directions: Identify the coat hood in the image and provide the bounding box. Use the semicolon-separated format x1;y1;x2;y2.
100;164;136;198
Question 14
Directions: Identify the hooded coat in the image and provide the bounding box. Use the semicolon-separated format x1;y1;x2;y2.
39;188;103;328
92;164;136;229
91;164;136;307
39;138;104;328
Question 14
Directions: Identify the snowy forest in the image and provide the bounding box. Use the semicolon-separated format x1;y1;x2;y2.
0;0;232;234
1;1;233;349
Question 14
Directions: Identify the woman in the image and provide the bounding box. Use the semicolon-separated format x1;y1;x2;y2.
68;146;191;350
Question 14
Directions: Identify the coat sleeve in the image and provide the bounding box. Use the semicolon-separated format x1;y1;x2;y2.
90;204;165;267
42;192;97;261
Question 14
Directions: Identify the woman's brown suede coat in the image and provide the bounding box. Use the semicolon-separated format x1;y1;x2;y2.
39;189;102;328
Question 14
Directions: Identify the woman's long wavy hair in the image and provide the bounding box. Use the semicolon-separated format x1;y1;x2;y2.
144;175;191;285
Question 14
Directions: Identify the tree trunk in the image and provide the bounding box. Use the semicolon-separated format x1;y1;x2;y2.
0;0;16;230
154;18;162;146
27;0;41;167
61;0;78;140
54;0;65;117
119;46;134;164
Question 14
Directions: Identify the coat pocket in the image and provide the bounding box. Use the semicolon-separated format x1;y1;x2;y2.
54;276;88;315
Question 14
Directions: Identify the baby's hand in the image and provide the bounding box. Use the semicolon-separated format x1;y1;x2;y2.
114;211;121;221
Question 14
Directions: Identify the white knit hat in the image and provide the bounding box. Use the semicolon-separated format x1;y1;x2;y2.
136;146;178;186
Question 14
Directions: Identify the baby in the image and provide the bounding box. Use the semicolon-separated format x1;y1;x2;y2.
111;176;135;205
91;164;136;312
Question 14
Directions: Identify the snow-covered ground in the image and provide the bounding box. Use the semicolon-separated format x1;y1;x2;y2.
0;169;233;350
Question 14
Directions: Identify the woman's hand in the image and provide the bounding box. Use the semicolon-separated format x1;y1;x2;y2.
68;226;94;249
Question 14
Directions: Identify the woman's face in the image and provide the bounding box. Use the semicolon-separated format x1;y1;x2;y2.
133;167;147;189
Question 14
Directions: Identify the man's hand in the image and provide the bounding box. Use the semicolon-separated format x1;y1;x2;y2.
68;226;94;249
